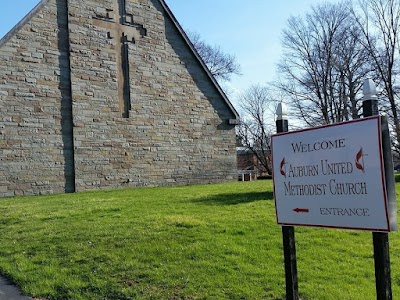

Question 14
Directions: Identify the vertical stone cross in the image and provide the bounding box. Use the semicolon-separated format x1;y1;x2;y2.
93;0;147;118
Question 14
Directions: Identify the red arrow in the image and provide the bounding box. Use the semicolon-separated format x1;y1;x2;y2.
293;208;309;213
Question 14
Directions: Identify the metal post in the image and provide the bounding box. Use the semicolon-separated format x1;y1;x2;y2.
276;102;299;300
363;79;392;300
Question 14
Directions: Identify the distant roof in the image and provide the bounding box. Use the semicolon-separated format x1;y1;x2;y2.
237;147;253;155
236;147;271;155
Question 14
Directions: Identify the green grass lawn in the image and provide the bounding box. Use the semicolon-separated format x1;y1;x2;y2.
0;180;399;299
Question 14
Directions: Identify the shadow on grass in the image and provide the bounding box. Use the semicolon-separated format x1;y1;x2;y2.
395;173;400;182
192;191;274;206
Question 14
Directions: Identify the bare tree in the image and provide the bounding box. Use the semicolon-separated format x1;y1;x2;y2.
188;31;241;82
353;0;400;153
236;85;275;175
276;1;372;127
334;22;373;120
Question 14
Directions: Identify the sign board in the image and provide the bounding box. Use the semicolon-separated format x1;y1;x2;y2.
272;116;396;232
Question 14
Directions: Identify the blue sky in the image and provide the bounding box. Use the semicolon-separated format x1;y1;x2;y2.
0;0;330;102
165;0;333;100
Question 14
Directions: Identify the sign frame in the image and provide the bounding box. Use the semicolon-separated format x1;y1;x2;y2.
272;116;397;232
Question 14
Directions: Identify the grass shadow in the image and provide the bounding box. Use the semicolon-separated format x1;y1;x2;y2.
395;173;400;182
193;191;274;206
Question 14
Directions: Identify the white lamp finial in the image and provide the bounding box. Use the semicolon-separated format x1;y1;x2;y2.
276;101;288;121
363;79;378;100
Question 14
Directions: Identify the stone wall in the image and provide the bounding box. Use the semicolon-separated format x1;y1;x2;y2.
0;0;73;197
0;0;238;198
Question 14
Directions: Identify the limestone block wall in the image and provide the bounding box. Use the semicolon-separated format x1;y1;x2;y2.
68;0;237;191
0;0;74;197
0;0;238;197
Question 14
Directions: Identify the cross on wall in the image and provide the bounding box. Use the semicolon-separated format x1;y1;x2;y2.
93;0;147;118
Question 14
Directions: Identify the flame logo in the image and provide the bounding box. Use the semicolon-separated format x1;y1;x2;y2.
280;158;286;177
355;148;365;173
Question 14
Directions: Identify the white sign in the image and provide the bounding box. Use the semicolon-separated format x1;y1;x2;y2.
272;116;395;232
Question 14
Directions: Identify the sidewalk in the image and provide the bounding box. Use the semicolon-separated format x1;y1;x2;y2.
0;275;32;300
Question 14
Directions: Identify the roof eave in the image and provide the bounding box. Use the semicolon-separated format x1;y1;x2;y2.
0;0;50;48
158;0;240;124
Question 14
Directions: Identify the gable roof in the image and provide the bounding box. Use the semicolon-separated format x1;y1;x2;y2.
158;0;240;123
0;0;240;123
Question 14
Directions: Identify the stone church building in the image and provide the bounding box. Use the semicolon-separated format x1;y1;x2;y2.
0;0;240;197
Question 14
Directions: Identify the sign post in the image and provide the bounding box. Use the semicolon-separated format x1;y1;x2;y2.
276;102;299;300
363;79;395;300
